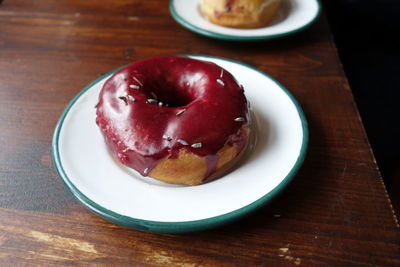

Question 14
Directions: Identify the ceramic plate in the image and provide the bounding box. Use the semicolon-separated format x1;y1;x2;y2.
52;55;308;233
170;0;320;41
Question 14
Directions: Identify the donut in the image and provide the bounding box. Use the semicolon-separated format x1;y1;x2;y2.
200;0;281;28
96;56;251;185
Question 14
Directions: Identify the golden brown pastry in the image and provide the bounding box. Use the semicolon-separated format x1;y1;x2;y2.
200;0;282;28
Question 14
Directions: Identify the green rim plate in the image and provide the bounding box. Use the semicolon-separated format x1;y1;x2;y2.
169;0;321;41
52;55;309;233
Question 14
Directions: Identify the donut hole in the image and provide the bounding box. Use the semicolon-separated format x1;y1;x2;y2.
146;81;196;108
149;89;192;107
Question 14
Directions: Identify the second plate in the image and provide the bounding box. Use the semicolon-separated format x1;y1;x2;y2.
170;0;321;41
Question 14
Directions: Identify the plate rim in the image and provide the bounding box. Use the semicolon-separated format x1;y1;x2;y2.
51;55;309;233
169;0;321;41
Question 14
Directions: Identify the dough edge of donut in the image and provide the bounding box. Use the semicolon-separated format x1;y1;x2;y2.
148;126;251;186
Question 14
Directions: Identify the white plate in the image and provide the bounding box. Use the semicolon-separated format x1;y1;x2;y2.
170;0;320;41
52;55;308;233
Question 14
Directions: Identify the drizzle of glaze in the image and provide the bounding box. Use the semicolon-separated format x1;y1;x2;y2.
225;0;235;12
96;56;250;178
204;154;219;181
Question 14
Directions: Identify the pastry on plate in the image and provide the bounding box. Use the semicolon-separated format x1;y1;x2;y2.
200;0;281;28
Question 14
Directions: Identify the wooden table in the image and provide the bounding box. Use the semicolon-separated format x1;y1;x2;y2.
0;0;399;265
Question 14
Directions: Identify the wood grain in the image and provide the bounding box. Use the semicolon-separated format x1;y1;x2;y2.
0;0;399;266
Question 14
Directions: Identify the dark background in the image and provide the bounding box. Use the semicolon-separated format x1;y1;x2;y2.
324;0;400;215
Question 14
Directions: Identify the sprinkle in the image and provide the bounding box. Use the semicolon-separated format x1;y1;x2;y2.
162;134;172;141
146;98;157;104
216;79;225;86
122;148;130;152
158;102;163;107
191;142;202;148
177;139;188;146
220;68;224;78
176;109;186;116
234;117;245;122
127;95;136;101
150;91;157;99
143;168;150;175
129;84;140;89
118;96;128;105
285;256;294;261
132;76;143;86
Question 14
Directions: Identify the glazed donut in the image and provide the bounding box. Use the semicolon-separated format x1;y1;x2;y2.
96;56;251;185
200;0;281;28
